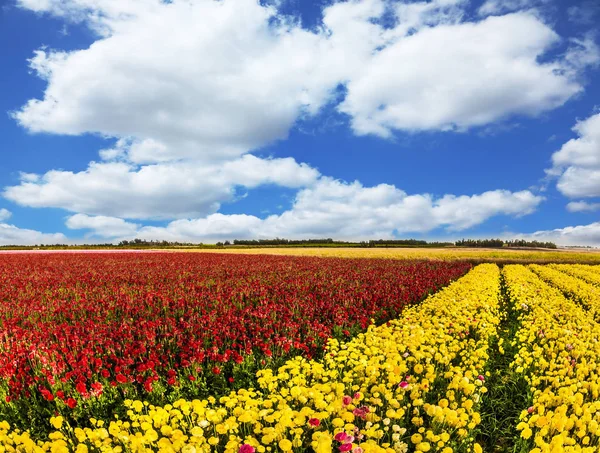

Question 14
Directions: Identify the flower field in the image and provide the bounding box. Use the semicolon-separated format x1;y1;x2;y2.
2;254;600;452
0;253;470;435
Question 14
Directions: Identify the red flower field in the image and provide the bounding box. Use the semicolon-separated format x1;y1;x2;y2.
0;252;469;429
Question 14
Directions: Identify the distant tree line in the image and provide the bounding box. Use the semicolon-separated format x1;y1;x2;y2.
368;239;454;247
455;238;557;249
0;237;558;249
232;238;339;246
118;239;202;247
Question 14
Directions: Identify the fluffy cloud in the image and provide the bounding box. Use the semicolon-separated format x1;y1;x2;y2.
519;223;600;247
4;155;319;220
129;179;544;242
0;223;66;246
0;209;11;222
566;201;600;212
549;112;600;198
8;0;590;237
66;214;140;238
338;12;588;136
14;0;597;152
14;0;340;163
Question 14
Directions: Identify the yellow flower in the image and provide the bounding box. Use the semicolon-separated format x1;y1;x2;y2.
279;439;293;451
50;416;64;430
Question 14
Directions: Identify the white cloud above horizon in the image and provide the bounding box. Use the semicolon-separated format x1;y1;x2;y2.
60;179;544;242
4;155;320;219
66;214;140;238
566;201;600;212
0;223;67;246
548;111;600;200
513;222;600;247
13;0;597;155
0;209;11;222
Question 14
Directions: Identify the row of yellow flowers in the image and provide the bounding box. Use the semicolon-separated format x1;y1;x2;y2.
528;264;600;319
549;265;600;288
504;265;600;453
0;264;502;453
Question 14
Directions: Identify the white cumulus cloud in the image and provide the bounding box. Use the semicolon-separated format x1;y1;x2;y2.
129;179;544;242
8;0;591;237
567;201;600;212
338;12;589;136
519;222;600;247
14;0;340;163
0;223;67;246
4;155;320;220
13;0;597;151
0;209;11;222
548;111;600;199
66;214;140;238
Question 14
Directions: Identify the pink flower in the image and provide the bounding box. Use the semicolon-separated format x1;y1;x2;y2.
308;418;321;427
477;375;485;381
352;406;369;419
343;395;352;406
352;448;364;453
399;381;408;389
340;443;353;452
335;432;349;443
239;445;255;453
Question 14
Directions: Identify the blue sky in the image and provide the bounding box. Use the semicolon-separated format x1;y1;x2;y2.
1;0;600;245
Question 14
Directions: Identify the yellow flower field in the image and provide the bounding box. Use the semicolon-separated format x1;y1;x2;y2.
505;265;600;452
177;247;600;264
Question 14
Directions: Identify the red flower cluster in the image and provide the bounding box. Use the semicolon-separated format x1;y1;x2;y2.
0;252;470;408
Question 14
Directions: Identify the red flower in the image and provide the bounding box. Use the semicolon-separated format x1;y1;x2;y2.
116;374;128;384
308;418;320;427
91;382;103;397
40;388;54;401
76;382;87;395
66;397;77;409
238;445;255;453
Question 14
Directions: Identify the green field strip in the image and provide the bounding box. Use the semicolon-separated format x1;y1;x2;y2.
529;264;600;319
477;268;528;453
549;264;600;287
504;265;600;451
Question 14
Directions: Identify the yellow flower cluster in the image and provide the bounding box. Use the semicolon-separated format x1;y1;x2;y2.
186;247;600;264
0;264;501;453
504;265;600;452
529;264;600;319
549;265;600;288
